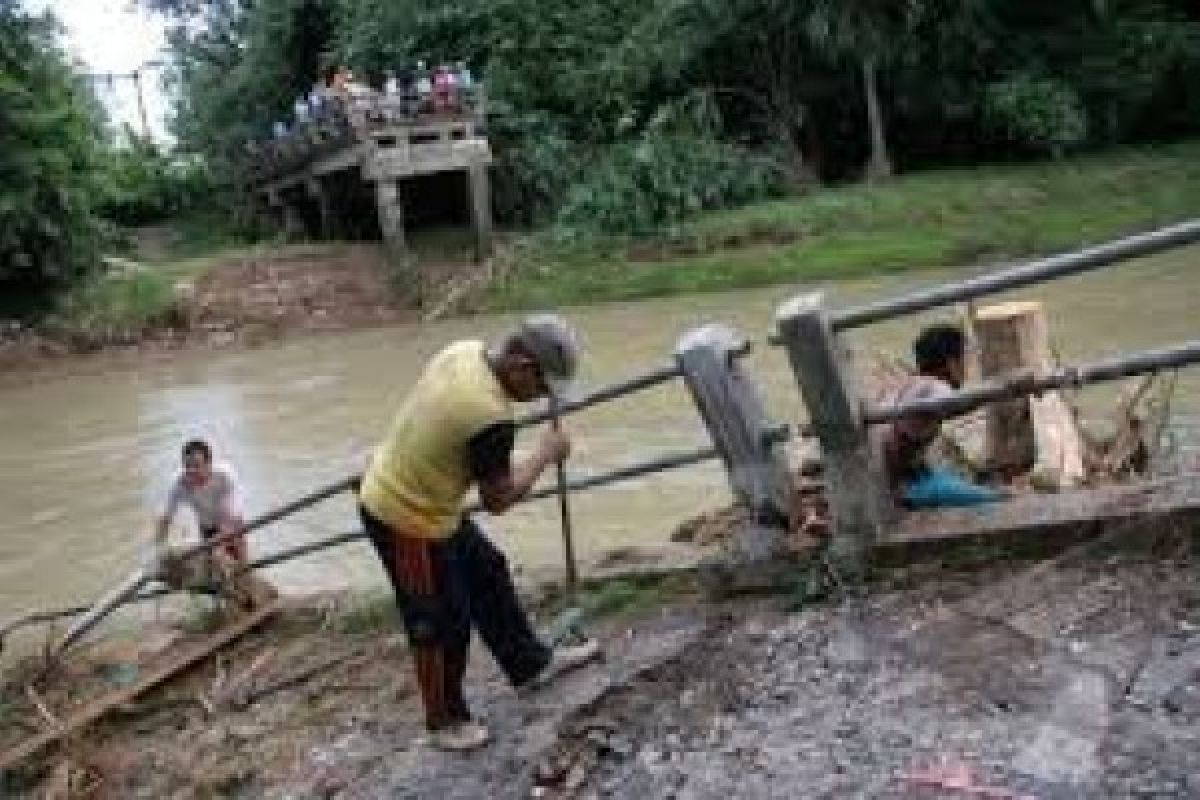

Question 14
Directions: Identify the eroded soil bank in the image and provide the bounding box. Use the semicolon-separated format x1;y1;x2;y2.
3;527;1198;799
0;244;419;384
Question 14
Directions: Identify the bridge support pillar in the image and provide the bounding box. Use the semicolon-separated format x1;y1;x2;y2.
306;177;333;239
468;163;493;262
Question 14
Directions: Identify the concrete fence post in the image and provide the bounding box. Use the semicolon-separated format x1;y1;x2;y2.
776;292;886;577
674;324;792;525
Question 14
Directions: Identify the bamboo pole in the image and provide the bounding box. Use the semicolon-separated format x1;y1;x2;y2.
44;356;708;654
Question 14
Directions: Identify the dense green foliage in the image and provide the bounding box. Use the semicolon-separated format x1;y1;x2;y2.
147;0;1200;237
0;2;228;308
95;136;215;227
0;1;106;297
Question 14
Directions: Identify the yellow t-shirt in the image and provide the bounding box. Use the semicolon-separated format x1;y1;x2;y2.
359;340;514;538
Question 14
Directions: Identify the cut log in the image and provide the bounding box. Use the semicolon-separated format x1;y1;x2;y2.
0;599;280;774
974;300;1085;488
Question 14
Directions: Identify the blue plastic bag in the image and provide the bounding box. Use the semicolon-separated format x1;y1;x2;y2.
902;468;1002;509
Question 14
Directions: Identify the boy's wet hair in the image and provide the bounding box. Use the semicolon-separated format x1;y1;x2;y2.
913;325;965;373
182;439;212;463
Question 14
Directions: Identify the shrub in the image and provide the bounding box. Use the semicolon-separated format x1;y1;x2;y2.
97;138;216;227
50;266;176;345
984;74;1088;158
555;131;783;237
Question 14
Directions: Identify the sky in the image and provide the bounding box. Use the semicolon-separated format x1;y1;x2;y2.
24;0;173;141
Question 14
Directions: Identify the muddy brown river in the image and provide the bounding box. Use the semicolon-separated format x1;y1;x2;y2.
1;248;1197;648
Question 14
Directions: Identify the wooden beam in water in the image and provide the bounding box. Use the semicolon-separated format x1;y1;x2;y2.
881;475;1200;546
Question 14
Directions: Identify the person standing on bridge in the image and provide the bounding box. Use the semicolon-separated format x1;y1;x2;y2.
358;314;601;752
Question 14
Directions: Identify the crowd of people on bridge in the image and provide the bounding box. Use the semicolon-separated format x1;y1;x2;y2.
248;60;480;180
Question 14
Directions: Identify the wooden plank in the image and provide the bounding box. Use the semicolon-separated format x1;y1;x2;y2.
776;293;886;573
0;599;280;774
882;475;1200;546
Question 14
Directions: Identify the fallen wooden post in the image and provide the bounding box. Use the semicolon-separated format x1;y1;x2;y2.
0;599;281;774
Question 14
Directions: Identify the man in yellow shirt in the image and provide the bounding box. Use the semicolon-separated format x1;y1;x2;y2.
358;314;599;751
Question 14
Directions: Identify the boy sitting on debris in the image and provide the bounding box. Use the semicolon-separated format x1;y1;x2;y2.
878;325;1004;510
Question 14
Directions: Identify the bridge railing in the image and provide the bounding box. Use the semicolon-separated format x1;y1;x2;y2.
772;218;1200;574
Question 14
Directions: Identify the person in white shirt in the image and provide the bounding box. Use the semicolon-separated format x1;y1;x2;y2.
155;439;248;563
151;439;278;610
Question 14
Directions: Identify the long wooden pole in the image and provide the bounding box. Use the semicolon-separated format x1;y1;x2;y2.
47;356;705;654
53;476;359;655
550;397;579;590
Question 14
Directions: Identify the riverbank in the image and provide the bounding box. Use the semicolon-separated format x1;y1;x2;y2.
3;524;1198;798
0;243;416;384
3;141;1198;378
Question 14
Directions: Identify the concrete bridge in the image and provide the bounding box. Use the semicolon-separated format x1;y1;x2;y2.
249;87;494;267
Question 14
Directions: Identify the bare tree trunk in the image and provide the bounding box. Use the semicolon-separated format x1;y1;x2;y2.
861;54;893;181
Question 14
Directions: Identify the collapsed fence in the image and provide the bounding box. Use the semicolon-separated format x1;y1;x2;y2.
5;219;1200;655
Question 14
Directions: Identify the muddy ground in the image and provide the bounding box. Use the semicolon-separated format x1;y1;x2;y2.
2;523;1198;799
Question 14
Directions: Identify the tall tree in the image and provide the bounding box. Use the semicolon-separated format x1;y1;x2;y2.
0;0;106;299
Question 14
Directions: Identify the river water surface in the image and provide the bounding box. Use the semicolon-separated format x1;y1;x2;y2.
2;247;1197;644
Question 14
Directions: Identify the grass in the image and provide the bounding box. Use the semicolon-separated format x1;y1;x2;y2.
326;589;399;634
537;570;700;624
488;140;1200;309
49;266;178;344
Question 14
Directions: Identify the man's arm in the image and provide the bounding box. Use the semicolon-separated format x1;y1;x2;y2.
155;482;183;545
470;423;570;514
